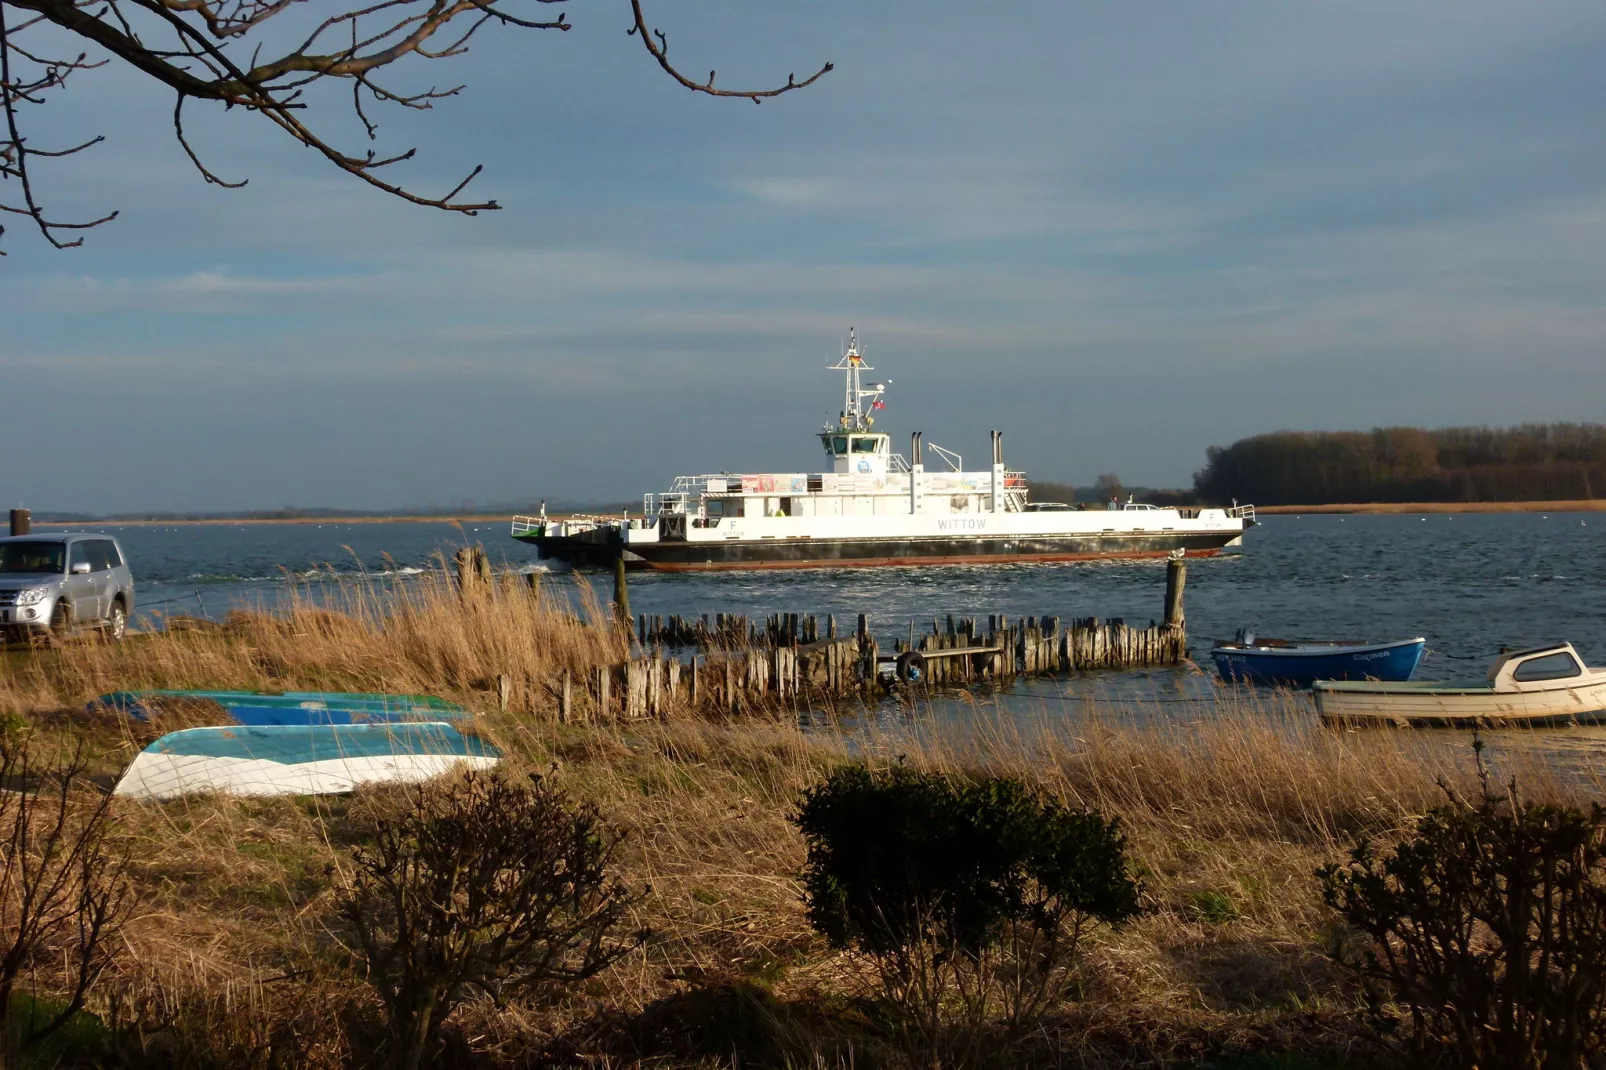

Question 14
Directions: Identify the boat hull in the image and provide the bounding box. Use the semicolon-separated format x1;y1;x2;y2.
1315;680;1606;728
515;529;1240;571
113;723;501;800
1212;639;1425;686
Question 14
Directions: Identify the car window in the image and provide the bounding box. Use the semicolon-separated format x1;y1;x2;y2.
101;541;123;569
85;540;118;571
68;542;91;572
0;541;65;574
1512;651;1582;682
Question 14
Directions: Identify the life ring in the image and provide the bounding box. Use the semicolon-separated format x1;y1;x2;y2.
895;651;927;684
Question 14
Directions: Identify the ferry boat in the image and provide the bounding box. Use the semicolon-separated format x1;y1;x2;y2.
511;331;1255;571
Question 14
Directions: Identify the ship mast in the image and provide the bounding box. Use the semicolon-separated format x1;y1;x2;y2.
828;327;885;433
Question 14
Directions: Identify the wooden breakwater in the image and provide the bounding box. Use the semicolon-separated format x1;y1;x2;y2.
634;556;1190;658
551;630;880;721
544;558;1192;720
633;611;847;649
891;613;1188;686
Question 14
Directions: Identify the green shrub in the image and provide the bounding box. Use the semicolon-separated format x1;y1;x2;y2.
1190;889;1240;924
793;764;1140;1059
1320;765;1606;1069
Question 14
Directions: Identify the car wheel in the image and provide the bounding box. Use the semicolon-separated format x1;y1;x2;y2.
49;599;73;643
105;601;127;643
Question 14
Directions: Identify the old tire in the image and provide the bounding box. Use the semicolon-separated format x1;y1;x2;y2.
105;600;127;643
895;651;927;684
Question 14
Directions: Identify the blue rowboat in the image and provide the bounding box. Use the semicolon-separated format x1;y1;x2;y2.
91;690;466;725
1211;634;1426;686
95;690;462;712
210;704;470;727
113;722;501;800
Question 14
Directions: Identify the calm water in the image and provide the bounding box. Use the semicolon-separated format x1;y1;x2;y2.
77;512;1605;688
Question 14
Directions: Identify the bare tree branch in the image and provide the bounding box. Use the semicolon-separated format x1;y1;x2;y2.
625;0;831;103
0;0;832;251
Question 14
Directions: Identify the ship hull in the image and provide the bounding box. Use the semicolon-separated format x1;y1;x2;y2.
515;529;1240;571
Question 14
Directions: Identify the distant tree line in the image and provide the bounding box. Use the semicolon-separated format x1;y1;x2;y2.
1193;424;1606;506
1031;478;1199;508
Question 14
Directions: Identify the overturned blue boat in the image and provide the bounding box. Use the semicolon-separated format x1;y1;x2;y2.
113;722;501;800
1211;633;1426;686
92;689;467;727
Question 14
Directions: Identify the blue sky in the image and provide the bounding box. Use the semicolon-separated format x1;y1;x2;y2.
5;1;1606;512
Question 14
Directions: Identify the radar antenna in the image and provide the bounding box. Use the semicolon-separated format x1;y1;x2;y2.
827;326;888;432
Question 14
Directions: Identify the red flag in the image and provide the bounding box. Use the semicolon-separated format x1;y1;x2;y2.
871;399;886;410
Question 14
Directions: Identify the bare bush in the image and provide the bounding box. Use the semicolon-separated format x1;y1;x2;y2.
341;769;644;1070
1322;749;1606;1069
0;733;129;1063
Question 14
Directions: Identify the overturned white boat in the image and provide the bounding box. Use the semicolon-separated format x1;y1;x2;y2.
113;723;501;800
1314;643;1606;727
513;330;1255;571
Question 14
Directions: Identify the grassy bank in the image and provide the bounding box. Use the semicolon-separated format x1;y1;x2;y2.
0;566;625;720
1;574;1589;1067
1256;499;1606;515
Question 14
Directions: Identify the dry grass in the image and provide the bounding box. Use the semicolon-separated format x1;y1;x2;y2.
3;575;1597;1067
0;559;626;720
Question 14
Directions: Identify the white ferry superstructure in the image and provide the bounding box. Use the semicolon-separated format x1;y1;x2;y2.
511;330;1255;571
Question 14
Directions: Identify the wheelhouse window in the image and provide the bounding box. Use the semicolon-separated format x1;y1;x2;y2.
851;436;880;453
830;436;848;455
1512;651;1582;682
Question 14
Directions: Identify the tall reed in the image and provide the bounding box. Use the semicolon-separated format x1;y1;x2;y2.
0;553;627;717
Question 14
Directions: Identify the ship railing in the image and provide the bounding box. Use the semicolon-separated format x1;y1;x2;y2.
645;491;700;518
562;514;617;530
1227;503;1257;524
513;514;617;535
889;454;911;474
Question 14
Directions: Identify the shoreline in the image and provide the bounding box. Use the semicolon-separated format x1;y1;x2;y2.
32;514;519;527
29;500;1606;525
1256;499;1606;515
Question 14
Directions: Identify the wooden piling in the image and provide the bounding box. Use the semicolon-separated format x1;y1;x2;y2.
7;509;29;537
613;555;631;631
1164;557;1187;632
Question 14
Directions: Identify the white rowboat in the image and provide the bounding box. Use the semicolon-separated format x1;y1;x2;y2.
1314;643;1606;728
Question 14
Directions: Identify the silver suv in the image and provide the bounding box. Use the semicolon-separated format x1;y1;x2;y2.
0;534;135;642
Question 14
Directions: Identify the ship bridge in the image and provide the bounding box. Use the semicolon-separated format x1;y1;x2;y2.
819;431;910;478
